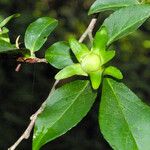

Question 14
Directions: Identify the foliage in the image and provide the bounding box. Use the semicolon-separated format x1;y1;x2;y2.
0;0;150;150
88;0;139;14
25;17;58;53
100;78;150;150
33;80;97;150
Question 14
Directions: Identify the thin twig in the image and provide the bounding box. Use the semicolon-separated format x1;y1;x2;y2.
17;57;48;63
79;17;97;43
8;80;59;150
8;16;98;150
15;57;48;72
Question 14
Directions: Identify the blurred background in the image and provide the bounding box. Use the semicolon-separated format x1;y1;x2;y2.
0;0;149;150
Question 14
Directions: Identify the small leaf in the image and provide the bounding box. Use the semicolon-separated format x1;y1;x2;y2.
0;27;9;35
102;5;150;45
103;66;123;79
55;63;87;80
100;78;150;150
93;27;108;53
0;27;10;42
45;41;74;69
25;17;58;52
100;50;115;65
0;13;20;28
90;70;103;89
0;40;16;52
33;80;97;150
88;0;139;15
0;33;10;43
69;37;90;62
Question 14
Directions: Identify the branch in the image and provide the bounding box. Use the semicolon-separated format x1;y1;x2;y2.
8;16;98;150
16;57;48;63
8;80;59;150
79;17;97;43
15;57;48;72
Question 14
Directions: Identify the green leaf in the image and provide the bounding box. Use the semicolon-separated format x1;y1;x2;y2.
69;37;90;62
0;40;16;52
93;27;108;53
0;13;20;28
0;16;3;23
0;34;10;43
102;5;150;45
0;27;10;42
0;27;9;35
100;78;150;150
55;63;87;80
88;0;139;15
100;50;115;65
90;70;103;90
25;17;58;52
45;41;74;69
33;80;97;150
103;66;123;79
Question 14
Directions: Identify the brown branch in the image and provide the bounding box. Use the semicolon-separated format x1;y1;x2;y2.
8;16;98;150
15;57;48;72
16;57;48;63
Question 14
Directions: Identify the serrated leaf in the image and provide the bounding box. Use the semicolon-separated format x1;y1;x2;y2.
0;13;20;28
103;66;123;79
55;63;87;80
100;78;150;150
33;80;97;150
0;40;16;52
69;37;90;62
45;41;74;69
88;0;139;15
25;17;58;52
102;5;150;45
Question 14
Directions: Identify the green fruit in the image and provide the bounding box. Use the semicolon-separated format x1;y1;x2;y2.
81;53;101;73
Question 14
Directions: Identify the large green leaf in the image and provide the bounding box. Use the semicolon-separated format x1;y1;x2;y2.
0;13;20;28
25;17;58;52
33;80;97;150
45;41;74;69
99;78;150;150
102;5;150;45
89;0;139;15
0;40;16;52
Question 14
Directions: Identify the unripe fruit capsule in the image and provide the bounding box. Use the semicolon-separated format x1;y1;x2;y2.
81;53;101;73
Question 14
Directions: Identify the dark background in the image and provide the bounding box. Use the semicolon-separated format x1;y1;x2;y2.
0;0;150;150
